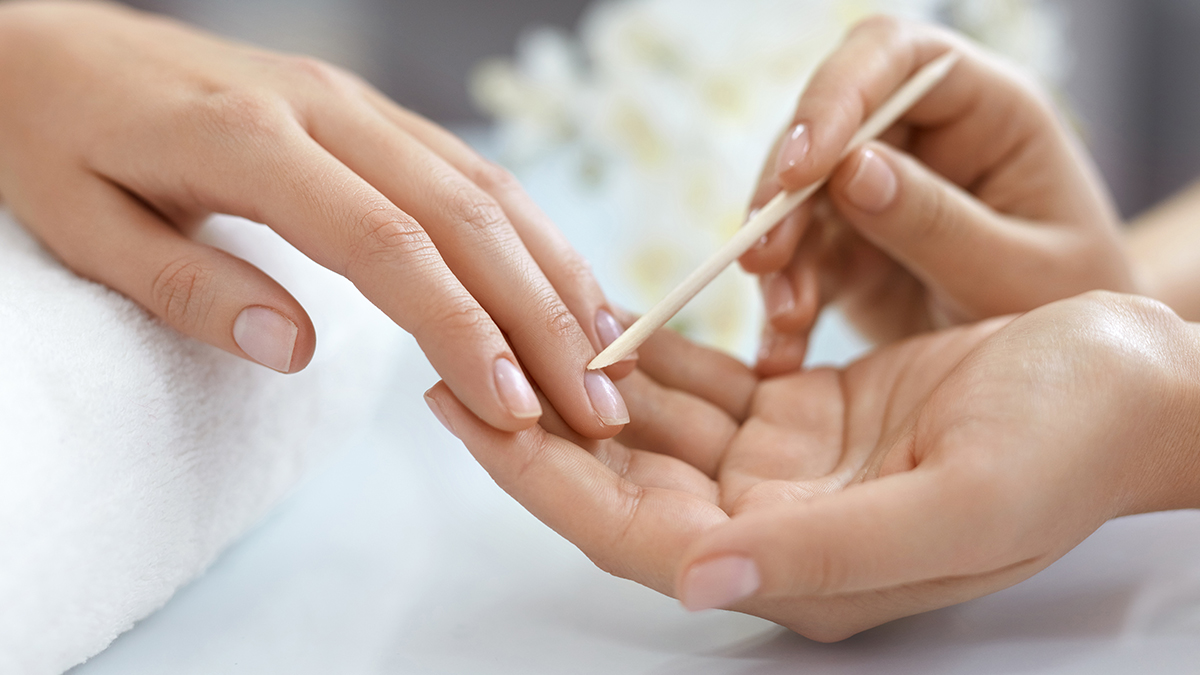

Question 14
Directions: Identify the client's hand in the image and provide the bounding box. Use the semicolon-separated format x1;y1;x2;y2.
0;0;631;437
425;292;1200;641
741;17;1135;375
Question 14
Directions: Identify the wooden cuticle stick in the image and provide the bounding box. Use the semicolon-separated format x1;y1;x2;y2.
588;51;960;370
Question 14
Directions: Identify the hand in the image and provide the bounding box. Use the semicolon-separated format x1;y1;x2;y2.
739;16;1135;376
0;0;633;437
425;292;1200;640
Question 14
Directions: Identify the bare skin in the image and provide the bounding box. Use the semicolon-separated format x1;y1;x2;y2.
426;292;1200;641
738;17;1135;375
0;0;634;438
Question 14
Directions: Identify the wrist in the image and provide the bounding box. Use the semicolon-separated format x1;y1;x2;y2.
1121;319;1200;515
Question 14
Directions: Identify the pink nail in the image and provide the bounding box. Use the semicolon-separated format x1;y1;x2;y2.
585;370;629;426
844;147;898;213
765;274;795;320
233;306;297;373
680;556;761;611
775;124;811;177
494;358;542;419
595;309;625;348
423;393;456;437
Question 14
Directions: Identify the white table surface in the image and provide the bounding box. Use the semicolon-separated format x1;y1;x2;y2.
68;318;1200;674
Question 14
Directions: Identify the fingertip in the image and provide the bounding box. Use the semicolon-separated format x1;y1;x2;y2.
738;206;810;275
677;554;762;612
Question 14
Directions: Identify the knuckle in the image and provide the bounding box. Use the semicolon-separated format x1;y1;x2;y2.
151;256;216;329
418;295;494;341
344;208;435;276
555;252;597;292
452;193;509;236
469;161;521;195
282;55;356;94
196;88;290;141
537;300;580;342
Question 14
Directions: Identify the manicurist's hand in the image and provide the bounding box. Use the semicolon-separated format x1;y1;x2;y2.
0;0;632;436
425;292;1200;641
741;17;1135;375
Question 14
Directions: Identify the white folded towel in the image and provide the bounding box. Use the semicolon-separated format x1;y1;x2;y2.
0;210;404;675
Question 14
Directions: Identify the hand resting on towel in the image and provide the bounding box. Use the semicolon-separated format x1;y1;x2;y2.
0;0;632;440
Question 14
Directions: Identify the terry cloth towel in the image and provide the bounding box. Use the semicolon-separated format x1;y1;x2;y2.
0;209;404;675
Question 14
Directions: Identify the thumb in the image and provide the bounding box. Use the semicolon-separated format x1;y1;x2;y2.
828;142;1053;318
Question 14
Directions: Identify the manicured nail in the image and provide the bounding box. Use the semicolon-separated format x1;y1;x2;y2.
775;124;811;176
233;306;297;373
423;392;456;437
595;309;625;348
765;273;795;320
844;147;897;213
681;556;761;611
585;370;629;426
494;357;542;419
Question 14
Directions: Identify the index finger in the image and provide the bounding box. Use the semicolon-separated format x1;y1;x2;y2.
425;381;727;596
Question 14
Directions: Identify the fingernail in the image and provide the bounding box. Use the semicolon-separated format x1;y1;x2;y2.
681;556;761;611
765;273;795;320
775;124;810;177
494;357;542;419
585;370;629;426
595;309;625;348
753;234;769;250
744;208;761;227
233;306;297;373
423;392;456;437
844;148;897;213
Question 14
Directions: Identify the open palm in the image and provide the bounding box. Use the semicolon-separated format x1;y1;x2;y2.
427;292;1196;640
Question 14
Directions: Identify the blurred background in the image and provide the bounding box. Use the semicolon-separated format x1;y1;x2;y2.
120;0;1200;217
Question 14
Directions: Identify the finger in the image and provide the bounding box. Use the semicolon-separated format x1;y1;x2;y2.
103;96;548;432
754;229;822;377
829;141;1066;317
41;176;315;373
425;381;726;595
771;17;968;192
360;90;638;378
622;314;757;421
676;467;1015;609
306;99;628;437
738;203;811;276
615;370;739;478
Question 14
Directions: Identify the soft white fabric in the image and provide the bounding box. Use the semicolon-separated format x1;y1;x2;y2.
0;210;404;675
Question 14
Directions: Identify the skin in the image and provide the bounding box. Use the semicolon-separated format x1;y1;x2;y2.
738;17;1135;375
0;0;634;438
425;292;1200;641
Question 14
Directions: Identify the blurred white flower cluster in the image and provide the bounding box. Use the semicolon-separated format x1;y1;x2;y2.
471;0;1066;357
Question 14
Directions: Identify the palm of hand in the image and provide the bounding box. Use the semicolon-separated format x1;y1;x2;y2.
433;294;1177;640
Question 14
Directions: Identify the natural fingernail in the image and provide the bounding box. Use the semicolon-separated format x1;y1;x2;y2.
233;306;297;373
753;234;769;250
765;273;795;320
585;370;629;426
775;124;811;177
595;309;625;349
681;556;761;611
423;392;456;437
845;148;897;213
744;208;761;227
494;357;542;419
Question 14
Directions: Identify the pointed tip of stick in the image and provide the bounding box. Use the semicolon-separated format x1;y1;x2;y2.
587;351;619;371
